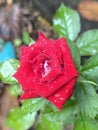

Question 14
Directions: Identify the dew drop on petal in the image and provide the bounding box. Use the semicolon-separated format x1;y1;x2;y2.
55;94;60;97
67;64;70;66
54;64;57;67
39;63;43;68
34;69;37;73
28;91;32;95
51;86;53;88
42;50;45;53
54;100;57;102
31;47;34;50
66;89;68;93
21;56;24;58
60;97;64;101
54;81;57;84
39;41;41;44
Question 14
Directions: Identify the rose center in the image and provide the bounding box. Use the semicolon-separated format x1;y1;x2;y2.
42;60;51;77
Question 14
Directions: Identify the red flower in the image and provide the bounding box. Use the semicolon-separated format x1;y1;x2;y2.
14;32;78;110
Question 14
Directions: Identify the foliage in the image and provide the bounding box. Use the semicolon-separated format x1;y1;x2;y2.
53;3;80;41
0;3;98;130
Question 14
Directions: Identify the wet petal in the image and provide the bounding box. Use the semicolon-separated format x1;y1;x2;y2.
20;46;29;61
37;32;51;44
48;77;77;110
13;32;78;110
54;38;78;81
20;90;39;100
13;65;37;93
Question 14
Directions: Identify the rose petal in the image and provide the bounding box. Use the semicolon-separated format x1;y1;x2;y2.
37;32;51;44
33;38;78;97
48;77;77;110
13;65;38;93
20;89;39;100
55;38;78;79
20;46;29;62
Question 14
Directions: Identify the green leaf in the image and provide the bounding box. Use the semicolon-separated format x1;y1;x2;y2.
75;82;98;119
53;3;80;41
76;29;98;56
42;100;78;125
74;114;98;130
7;98;46;130
9;84;22;96
0;59;19;84
77;75;98;88
6;107;37;130
80;54;98;84
23;31;31;45
36;114;63;130
29;38;35;45
23;31;35;45
22;98;46;112
68;40;81;69
81;53;98;72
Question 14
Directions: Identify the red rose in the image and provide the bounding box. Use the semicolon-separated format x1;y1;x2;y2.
14;33;78;110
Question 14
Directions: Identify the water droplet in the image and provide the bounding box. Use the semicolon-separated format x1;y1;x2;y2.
39;41;42;44
92;50;96;54
55;94;60;97
66;89;68;92
54;100;57;102
39;63;43;68
42;50;45;53
34;69;37;73
51;86;53;88
31;47;34;50
67;64;70;66
60;98;64;101
21;56;24;58
54;64;57;67
54;81;57;83
29;60;33;63
28;91;32;95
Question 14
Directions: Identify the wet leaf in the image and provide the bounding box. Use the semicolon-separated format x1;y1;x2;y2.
68;40;81;69
81;53;98;72
37;114;63;130
53;4;80;41
42;100;77;125
76;30;98;56
22;98;46;112
80;53;98;84
75;82;98;119
23;30;31;45
74;114;98;130
0;59;19;84
9;84;22;96
7;107;37;130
